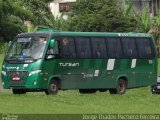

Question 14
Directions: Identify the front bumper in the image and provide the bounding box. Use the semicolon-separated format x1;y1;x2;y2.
2;72;41;89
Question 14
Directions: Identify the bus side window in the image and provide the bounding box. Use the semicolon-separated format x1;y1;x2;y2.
136;38;153;58
122;38;137;58
106;38;122;58
75;37;91;58
91;37;107;58
61;37;76;58
46;40;59;59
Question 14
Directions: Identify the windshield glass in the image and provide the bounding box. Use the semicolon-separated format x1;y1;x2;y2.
6;36;47;61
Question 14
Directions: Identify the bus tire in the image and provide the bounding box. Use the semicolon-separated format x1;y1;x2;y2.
109;79;127;95
117;79;127;94
12;89;26;94
45;80;58;95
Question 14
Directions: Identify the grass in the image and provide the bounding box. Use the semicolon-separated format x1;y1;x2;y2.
0;88;160;114
0;54;160;115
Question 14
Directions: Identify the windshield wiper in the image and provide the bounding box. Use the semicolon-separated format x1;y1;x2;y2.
6;56;18;60
25;56;42;61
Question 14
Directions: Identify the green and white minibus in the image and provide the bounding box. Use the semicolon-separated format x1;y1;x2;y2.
1;29;158;95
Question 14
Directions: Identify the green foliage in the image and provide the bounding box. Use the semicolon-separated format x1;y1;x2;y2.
21;0;54;26
0;0;33;42
152;11;160;41
136;7;151;32
123;0;133;17
67;0;138;32
0;0;55;42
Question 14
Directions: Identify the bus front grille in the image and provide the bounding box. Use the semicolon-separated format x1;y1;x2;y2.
7;71;28;85
7;71;28;78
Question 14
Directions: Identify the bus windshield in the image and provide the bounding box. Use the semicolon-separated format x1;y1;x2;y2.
6;36;47;62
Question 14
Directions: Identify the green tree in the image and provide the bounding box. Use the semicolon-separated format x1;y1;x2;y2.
135;7;151;33
150;11;160;45
0;0;55;53
20;0;54;26
0;0;33;41
67;0;138;32
0;0;57;40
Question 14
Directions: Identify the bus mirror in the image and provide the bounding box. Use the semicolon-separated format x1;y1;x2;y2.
8;41;12;47
49;39;55;48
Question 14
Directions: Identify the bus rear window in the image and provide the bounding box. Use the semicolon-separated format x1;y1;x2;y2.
136;38;154;58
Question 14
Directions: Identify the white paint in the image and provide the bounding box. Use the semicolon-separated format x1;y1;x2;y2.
29;70;41;76
1;71;6;76
131;59;137;68
94;70;99;77
157;77;160;82
107;59;115;70
23;64;28;67
149;60;153;64
33;81;37;85
6;67;17;69
59;63;79;67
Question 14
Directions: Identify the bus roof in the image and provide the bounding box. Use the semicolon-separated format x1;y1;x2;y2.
36;31;152;38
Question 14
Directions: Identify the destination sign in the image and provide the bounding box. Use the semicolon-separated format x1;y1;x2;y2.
17;37;31;42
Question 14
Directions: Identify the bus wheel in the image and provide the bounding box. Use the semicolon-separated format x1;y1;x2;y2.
45;80;58;95
117;79;127;94
12;89;26;94
109;79;127;95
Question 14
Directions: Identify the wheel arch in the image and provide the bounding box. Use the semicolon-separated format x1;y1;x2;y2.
116;75;128;87
48;75;62;89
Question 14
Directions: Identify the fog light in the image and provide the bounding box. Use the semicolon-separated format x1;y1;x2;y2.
33;81;37;85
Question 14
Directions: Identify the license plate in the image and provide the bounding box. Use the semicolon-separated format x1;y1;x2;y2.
157;86;160;89
10;80;24;85
12;77;20;81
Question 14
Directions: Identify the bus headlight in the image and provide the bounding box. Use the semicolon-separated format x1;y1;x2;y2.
29;70;41;76
2;82;4;85
1;71;6;76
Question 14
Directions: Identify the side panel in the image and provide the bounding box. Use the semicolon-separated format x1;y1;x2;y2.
42;35;157;90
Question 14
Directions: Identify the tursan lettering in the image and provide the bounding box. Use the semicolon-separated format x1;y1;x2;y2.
59;63;79;67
